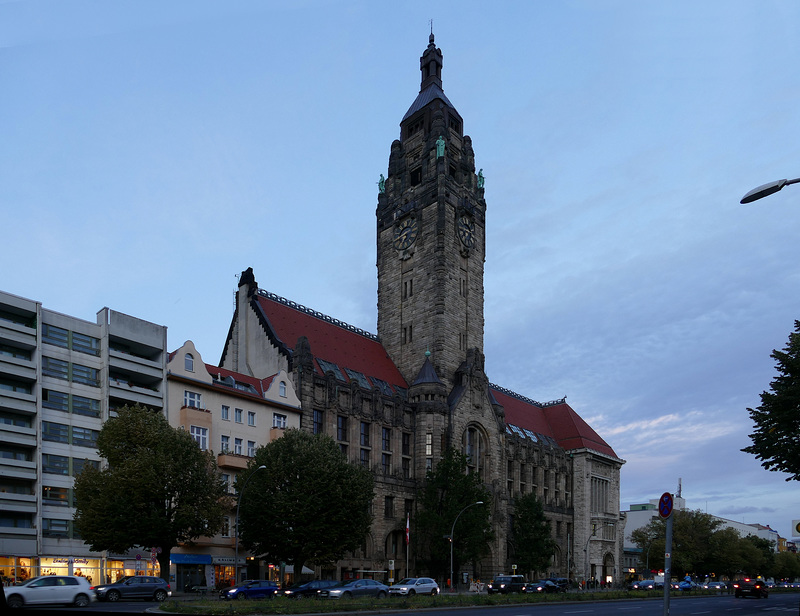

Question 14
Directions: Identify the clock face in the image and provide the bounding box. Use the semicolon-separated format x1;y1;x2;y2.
393;218;418;250
457;215;476;248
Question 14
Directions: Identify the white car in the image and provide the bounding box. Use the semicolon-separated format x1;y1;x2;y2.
388;577;440;596
5;575;96;608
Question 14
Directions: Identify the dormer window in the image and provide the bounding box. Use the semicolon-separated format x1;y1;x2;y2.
185;353;194;372
279;381;287;397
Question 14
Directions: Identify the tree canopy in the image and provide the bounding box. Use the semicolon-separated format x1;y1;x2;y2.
236;429;374;575
73;404;228;580
509;492;555;577
743;320;800;481
415;447;493;582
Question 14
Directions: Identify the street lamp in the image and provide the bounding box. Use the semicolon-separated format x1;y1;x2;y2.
447;501;483;593
234;465;266;584
740;177;800;204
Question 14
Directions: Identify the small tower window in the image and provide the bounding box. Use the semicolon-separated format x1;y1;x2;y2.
184;353;194;372
279;381;287;397
410;168;422;186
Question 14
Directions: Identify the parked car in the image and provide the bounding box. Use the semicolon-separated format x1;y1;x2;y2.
548;577;570;591
281;579;339;598
733;578;768;599
317;579;389;599
92;575;171;602
487;574;527;594
527;579;560;593
220;579;280;600
5;575;96;608
388;577;439;596
704;581;727;590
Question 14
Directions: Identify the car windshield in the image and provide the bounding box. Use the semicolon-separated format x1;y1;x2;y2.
397;579;416;585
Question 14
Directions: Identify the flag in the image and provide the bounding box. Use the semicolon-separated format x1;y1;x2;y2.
406;513;410;545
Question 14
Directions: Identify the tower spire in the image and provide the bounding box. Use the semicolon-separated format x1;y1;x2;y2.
419;32;443;91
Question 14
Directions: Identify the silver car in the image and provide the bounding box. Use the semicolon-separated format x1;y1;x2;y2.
388;577;439;596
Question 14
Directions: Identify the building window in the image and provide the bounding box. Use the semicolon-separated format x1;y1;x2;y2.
42;486;69;506
339;443;348;457
235;408;243;423
220;435;230;453
221;473;231;493
71;363;99;387
382;427;391;451
591;477;610;514
72;426;99;448
402;457;411;479
184;391;202;409
72;395;100;418
273;413;287;429
279;381;287;397
313;410;323;435
402;432;411;456
72;457;99;476
247;441;255;457
384;496;394;518
71;331;100;356
42;518;70;538
42;389;69;412
221;516;231;537
42;453;69;475
360;422;370;447
426;458;432;472
382;452;391;474
234;438;242;455
42;324;69;348
190;426;208;450
42;356;69;380
425;433;432;456
337;415;348;442
221;405;230;420
185;353;194;372
248;411;256;426
360;448;370;468
403;279;413;299
42;421;69;443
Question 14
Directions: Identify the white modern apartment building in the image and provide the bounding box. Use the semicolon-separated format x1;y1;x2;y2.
0;289;167;584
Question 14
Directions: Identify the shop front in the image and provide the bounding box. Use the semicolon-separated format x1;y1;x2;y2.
0;556;36;585
171;553;212;592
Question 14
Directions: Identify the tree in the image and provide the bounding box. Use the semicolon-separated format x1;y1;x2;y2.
509;492;555;577
743;320;800;481
237;429;374;576
73;404;227;581
415;448;493;582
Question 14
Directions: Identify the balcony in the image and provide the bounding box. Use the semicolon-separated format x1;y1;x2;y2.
217;453;249;470
0;354;36;382
0;388;36;415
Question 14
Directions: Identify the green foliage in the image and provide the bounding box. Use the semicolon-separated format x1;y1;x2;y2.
774;550;800;580
630;508;777;579
509;492;556;576
743;320;800;481
73;404;228;580
237;429;374;575
415;448;493;581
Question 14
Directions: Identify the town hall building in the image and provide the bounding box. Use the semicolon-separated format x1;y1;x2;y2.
220;35;625;586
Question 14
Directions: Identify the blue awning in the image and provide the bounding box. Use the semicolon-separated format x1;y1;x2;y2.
170;553;212;565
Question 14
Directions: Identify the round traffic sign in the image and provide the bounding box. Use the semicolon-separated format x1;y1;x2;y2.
658;492;673;518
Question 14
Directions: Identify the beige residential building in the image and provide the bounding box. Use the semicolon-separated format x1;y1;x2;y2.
165;341;301;590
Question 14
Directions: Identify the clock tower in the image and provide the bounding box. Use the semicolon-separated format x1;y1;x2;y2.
377;34;487;390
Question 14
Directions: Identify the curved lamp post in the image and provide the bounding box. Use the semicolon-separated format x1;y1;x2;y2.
234;465;266;584
740;177;800;204
447;501;483;592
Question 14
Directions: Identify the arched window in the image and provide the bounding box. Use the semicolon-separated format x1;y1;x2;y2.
184;353;194;372
462;424;486;480
279;381;287;397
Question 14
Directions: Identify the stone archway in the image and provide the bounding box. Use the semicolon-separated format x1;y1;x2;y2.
602;552;615;586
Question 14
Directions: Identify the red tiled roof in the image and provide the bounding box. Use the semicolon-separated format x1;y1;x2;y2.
492;387;618;458
204;362;276;398
254;294;407;390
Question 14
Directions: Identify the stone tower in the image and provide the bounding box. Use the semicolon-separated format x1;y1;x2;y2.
377;33;486;391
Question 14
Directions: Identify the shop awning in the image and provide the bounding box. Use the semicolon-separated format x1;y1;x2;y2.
170;554;212;565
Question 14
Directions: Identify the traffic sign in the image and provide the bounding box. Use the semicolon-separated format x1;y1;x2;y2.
658;492;673;518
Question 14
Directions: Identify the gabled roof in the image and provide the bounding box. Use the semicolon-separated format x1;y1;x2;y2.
205;362;275;399
491;385;619;459
253;291;407;392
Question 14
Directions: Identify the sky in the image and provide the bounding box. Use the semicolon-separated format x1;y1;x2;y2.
2;0;800;540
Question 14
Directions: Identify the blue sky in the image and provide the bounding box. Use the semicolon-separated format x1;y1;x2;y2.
3;1;800;540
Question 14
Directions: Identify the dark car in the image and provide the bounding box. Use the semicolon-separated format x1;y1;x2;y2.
548;577;569;592
92;575;171;602
527;579;560;593
629;579;656;590
220;579;280;600
733;578;768;599
317;579;389;599
281;580;339;599
487;574;527;594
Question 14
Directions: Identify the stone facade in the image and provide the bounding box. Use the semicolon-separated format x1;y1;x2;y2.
219;36;625;586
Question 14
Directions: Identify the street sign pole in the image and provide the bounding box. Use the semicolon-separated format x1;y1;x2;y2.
659;492;673;616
